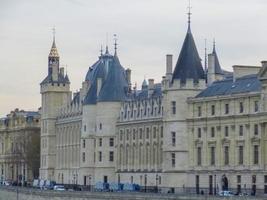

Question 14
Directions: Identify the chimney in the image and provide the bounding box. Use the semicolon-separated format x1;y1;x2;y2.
148;79;154;97
207;53;215;85
97;78;102;97
125;68;131;85
166;54;173;80
60;67;64;76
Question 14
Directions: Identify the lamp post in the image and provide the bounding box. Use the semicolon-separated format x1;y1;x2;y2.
89;175;92;191
156;174;159;193
214;175;217;195
144;174;147;193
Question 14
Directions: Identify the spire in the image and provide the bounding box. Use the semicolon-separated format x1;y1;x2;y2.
49;27;59;58
100;45;103;56
105;45;109;54
172;5;205;84
211;39;224;75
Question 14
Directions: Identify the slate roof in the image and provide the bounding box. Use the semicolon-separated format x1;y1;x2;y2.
196;74;261;98
172;26;205;83
83;60;106;104
40;73;69;85
71;92;80;105
212;46;224;75
133;83;162;100
98;55;129;102
85;59;102;82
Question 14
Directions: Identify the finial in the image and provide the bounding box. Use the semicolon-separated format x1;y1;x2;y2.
213;38;216;53
105;45;109;54
187;0;192;27
100;45;103;56
52;26;56;43
114;34;118;55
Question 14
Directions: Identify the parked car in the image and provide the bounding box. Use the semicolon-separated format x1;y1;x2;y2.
3;180;11;186
44;180;56;190
219;191;234;196
53;185;65;191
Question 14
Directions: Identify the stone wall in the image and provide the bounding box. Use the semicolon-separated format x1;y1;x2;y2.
0;187;264;200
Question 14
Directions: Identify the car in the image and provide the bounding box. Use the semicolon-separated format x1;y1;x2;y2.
3;180;11;186
53;185;65;191
219;190;234;196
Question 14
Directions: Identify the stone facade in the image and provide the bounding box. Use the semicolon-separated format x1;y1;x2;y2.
0;108;40;184
39;14;267;196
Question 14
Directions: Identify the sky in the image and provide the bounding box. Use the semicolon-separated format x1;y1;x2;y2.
0;0;267;116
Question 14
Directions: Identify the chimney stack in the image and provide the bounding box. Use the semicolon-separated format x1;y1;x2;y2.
166;54;173;80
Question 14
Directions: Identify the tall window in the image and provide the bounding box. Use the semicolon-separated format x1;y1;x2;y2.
120;130;123;141
211;105;215;115
254;145;259;165
146;128;149;139
109;151;114;162
99;138;102;147
264;175;267;194
211;127;215;138
254;124;258;135
224;146;229;165
225;104;229;114
238;146;243;165
198;128;201;138
225;126;229;137
171;101;176;114
171;153;175;167
239;125;243;136
82;152;85;162
84;125;86;132
197;147;202;166
254;101;259;112
109;138;114;147
171;132;176;146
99;151;102;162
82;139;86;148
239;102;244;113
153;127;157;138
197;106;202;117
210;147;215;165
139;128;143;139
160;126;163;138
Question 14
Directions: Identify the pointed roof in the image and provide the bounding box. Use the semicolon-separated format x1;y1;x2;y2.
172;25;205;83
212;41;224;75
98;55;129;102
142;79;148;90
49;38;59;58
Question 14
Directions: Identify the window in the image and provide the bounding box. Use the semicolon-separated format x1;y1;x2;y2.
254;145;259;165
109;138;114;147
211;105;215;115
237;175;241;183
109;151;114;162
224;146;229;165
98;151;102;162
99;123;102;130
254;124;258;135
197;128;201;138
120;130;123;141
146;128;149;139
239;125;243;136
237;175;241;194
126;132;129;140
197;147;202;166
225;104;229;114
197;106;202;117
82;139;86;148
160;126;163;138
238;146;243;165
211;127;215;137
171;101;176;114
239;102;244;113
99;138;102;147
133;130;136;140
82;152;85;162
254;101;259;112
225;126;229;137
171;132;176;146
171;153;175;167
139;128;143;139
264;175;267;194
153;127;156;138
84;125;86;132
210;147;215;165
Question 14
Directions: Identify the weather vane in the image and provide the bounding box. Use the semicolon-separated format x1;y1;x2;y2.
187;0;192;25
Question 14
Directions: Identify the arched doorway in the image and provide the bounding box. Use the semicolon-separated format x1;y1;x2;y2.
221;174;228;191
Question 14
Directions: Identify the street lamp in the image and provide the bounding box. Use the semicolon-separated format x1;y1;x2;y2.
144;174;147;193
89;175;92;191
156;174;159;193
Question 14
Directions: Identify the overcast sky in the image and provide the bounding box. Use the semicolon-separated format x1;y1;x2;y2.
0;0;267;116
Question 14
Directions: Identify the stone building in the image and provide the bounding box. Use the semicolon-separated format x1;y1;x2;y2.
39;11;267;195
0;108;40;184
